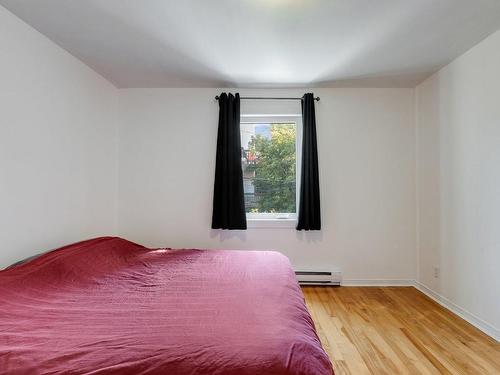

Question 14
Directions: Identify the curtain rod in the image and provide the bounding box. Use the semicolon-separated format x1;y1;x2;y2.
214;96;320;101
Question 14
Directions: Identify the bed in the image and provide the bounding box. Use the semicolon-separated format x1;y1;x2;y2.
0;237;333;374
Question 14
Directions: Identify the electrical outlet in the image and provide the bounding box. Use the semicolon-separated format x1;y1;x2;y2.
433;266;440;279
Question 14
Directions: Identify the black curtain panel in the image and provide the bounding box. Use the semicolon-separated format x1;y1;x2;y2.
211;93;247;230
297;93;321;230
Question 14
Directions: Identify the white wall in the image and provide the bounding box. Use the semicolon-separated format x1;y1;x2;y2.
416;30;500;338
0;6;118;267
117;88;416;282
0;6;418;283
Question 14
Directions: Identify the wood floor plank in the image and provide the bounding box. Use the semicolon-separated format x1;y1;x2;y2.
302;286;500;375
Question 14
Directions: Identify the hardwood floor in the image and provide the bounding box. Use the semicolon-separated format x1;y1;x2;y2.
302;286;500;375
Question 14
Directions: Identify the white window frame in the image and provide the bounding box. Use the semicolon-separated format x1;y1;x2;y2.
240;114;302;228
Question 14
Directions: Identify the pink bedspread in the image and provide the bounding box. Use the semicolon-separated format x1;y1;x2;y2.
0;237;333;375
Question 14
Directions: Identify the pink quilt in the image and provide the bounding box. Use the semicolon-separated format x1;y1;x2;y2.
0;237;333;374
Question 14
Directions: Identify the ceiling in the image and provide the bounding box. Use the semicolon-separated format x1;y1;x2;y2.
2;0;500;88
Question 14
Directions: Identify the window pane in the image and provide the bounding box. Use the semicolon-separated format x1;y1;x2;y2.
241;122;296;214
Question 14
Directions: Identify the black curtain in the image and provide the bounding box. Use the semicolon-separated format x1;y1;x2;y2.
211;93;247;230
297;93;321;230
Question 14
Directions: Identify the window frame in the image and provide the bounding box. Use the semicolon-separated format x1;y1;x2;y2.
240;114;302;227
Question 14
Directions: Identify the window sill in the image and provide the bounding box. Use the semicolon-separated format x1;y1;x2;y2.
247;219;297;229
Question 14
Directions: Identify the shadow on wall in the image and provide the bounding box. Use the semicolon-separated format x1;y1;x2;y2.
209;229;323;243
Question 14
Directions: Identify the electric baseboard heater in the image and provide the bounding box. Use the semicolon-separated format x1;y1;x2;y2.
295;271;341;286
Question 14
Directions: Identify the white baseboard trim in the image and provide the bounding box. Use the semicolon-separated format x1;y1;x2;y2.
413;281;500;343
341;279;414;287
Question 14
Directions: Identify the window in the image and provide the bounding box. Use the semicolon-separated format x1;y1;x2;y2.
240;115;301;223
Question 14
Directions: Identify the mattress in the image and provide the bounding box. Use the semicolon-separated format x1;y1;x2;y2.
0;237;333;374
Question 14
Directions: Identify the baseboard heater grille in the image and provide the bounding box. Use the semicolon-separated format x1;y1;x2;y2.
295;271;341;286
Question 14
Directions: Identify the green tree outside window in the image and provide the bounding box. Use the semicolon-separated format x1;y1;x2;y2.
247;123;296;213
